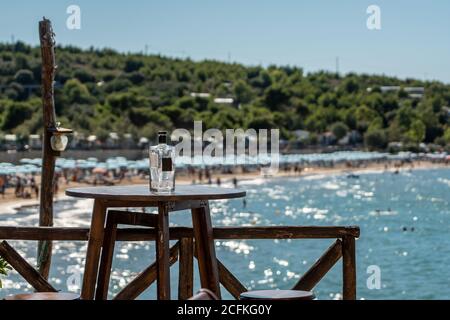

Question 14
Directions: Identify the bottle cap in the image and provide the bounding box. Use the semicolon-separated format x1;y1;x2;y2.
158;131;168;144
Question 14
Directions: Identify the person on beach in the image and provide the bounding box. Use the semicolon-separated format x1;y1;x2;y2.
0;176;5;198
15;177;22;198
53;175;59;197
232;177;238;188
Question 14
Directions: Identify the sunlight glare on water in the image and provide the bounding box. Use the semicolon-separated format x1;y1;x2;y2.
1;168;450;299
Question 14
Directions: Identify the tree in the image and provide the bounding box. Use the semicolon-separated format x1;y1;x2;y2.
365;129;387;150
124;57;144;72
63;79;92;104
233;80;253;104
343;78;359;93
264;85;289;110
14;69;34;85
331;122;349;140
406;120;426;143
0;256;11;288
442;128;450;145
1;101;34;131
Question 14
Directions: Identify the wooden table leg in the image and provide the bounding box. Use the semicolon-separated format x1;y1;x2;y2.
81;199;107;300
191;202;221;298
156;202;170;300
95;214;118;300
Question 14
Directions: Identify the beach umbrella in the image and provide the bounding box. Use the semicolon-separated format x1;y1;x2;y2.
19;158;32;164
92;167;107;174
0;162;13;167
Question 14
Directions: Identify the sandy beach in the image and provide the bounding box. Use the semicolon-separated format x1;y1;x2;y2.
1;159;448;212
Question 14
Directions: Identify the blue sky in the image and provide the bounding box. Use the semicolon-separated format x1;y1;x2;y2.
1;0;449;82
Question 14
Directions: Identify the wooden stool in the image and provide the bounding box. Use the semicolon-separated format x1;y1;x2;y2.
189;288;219;300
239;290;315;301
95;210;158;300
3;292;80;300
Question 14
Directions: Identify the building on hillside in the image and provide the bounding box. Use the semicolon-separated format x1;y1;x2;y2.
293;130;310;142
138;137;149;149
87;135;98;149
214;97;234;104
338;130;363;145
121;133;135;149
28;134;42;150
369;86;425;99
319;132;336;145
105;132;120;149
3;134;18;151
190;92;211;98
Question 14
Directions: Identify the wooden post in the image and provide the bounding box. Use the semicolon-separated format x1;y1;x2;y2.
178;237;194;300
37;18;58;279
156;202;171;300
342;236;357;300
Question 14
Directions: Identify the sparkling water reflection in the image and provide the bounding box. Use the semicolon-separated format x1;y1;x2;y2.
2;168;450;299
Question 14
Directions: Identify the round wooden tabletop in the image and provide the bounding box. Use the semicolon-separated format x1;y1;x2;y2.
66;184;246;202
4;292;80;300
240;289;315;300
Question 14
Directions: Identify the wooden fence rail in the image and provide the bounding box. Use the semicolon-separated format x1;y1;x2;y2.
0;226;359;241
0;225;359;300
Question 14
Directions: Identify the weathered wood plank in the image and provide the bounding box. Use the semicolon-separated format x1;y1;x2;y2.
293;239;342;291
178;237;194;300
342;236;357;300
213;226;360;239
113;243;179;300
81;199;107;300
38;17;58;280
217;259;247;299
0;241;57;292
156;202;171;300
191;203;221;298
0;226;360;241
95;214;119;300
106;210;158;227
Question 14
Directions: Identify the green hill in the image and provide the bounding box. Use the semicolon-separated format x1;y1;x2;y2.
1;41;450;150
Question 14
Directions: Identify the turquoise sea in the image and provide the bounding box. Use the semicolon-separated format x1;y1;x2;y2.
1;167;450;299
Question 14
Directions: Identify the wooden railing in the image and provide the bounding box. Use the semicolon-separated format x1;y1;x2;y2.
0;225;359;300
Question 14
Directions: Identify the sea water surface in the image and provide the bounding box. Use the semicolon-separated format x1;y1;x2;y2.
1;168;450;299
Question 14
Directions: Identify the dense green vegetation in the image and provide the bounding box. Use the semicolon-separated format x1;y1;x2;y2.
1;41;450;150
0;257;10;288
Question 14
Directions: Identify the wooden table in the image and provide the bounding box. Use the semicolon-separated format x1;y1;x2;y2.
66;184;246;300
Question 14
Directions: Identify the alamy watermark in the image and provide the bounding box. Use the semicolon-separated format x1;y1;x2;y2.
66;265;82;292
171;121;280;174
66;5;81;30
366;5;381;30
366;265;381;290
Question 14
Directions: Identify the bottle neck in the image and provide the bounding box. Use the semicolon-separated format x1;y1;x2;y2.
158;136;167;144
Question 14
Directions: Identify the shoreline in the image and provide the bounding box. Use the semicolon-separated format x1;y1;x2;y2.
1;159;448;212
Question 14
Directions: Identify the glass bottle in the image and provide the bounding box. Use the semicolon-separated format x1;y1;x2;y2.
149;131;175;193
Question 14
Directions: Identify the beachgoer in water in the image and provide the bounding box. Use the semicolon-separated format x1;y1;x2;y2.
243;198;247;209
232;177;238;188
